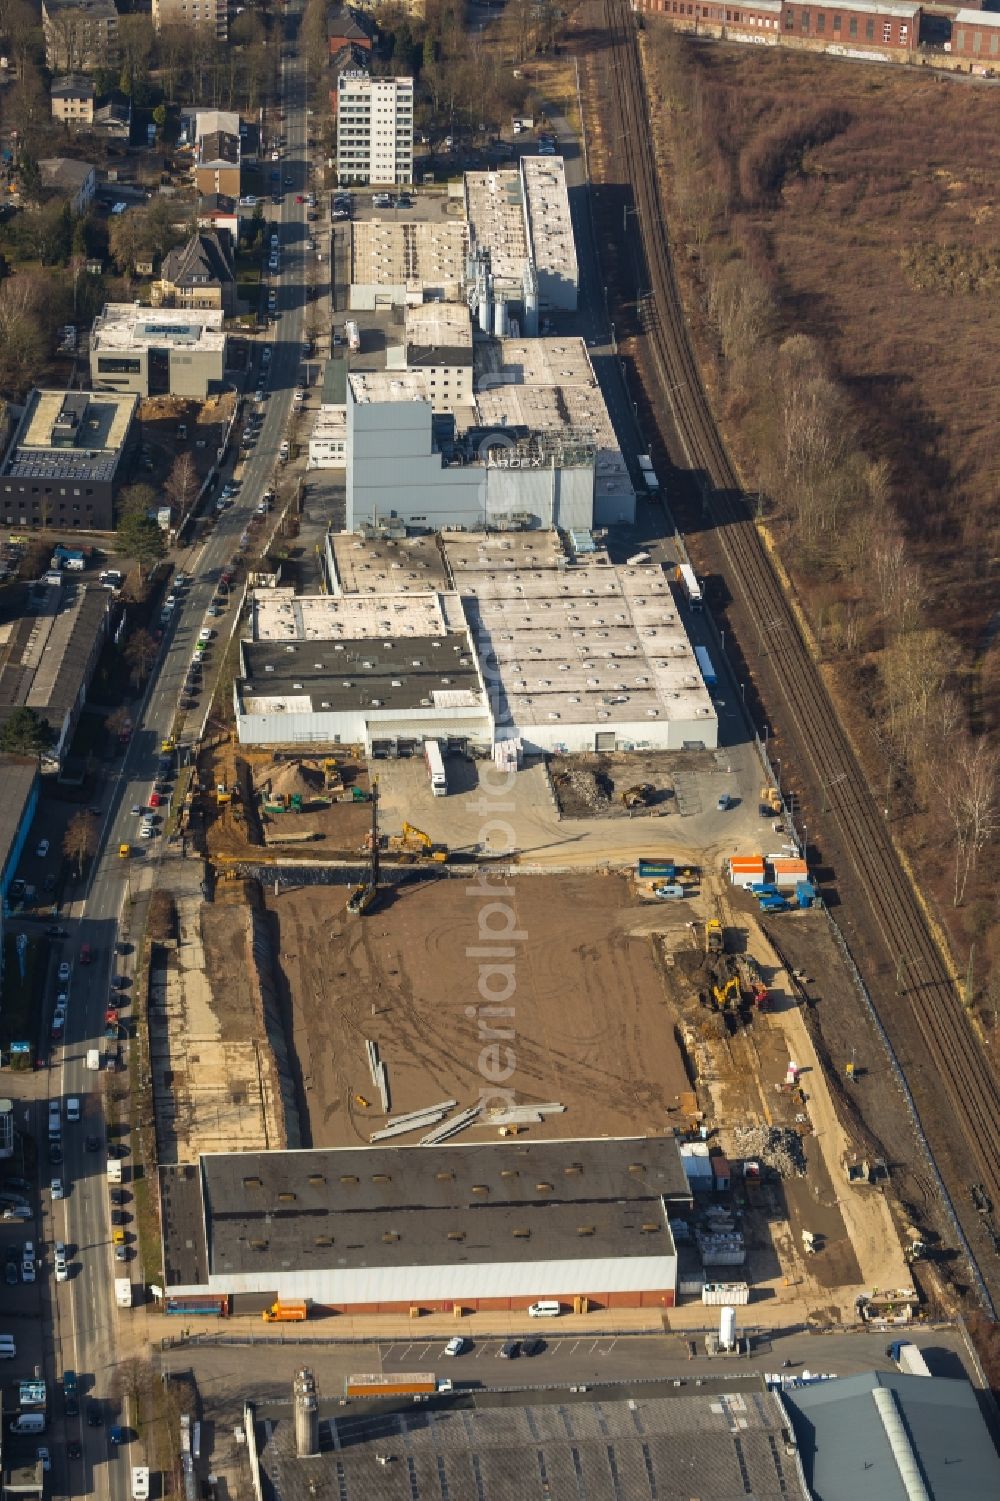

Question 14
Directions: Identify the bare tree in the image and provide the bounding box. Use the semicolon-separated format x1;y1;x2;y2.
63;810;98;881
944;739;1000;906
165;453;199;518
110;1357;156;1413
124;628;157;687
106;706;133;741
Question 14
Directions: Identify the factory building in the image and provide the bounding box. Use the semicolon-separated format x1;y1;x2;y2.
637;0;921;58
89;305;228;399
348;218;469;310
345;336;634;533
445;533;719;754
159;1136;689;1311
464;158;578;330
233;589;492;753
951;8;1000;60
0;389;137;533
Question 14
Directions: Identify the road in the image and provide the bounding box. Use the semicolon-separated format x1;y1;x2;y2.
38;8;313;1500
158;1326;978;1415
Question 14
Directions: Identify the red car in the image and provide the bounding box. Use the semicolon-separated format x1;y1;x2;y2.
296;194;304;203
148;792;162;808
80;942;92;965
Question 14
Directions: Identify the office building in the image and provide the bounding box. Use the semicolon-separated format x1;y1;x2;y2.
89;305;228;399
0;389;137;533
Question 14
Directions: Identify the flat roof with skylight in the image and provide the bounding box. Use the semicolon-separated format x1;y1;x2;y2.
90;304;226;353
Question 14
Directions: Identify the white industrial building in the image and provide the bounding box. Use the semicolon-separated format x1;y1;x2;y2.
307;359;348;470
233;589;492;753
89;304;227;399
465;158;578;330
345;336;634;532
336;72;414;186
348;218;469;310
159;1136;689;1311
444;534;719;754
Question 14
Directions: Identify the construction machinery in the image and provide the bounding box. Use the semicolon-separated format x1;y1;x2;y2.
759;785;782;816
216;784;232;805
705;918;724;954
354;1094;370;1109
387;822;448;862
323;758;343;793
621;784;651;810
347;779;380;916
735;954;769;1010
343;784;371;802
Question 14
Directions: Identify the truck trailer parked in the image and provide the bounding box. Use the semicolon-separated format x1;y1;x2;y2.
887;1341;930;1376
675;563;703;610
345;1373;436;1398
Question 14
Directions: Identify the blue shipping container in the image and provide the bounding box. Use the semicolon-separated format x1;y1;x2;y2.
638;860;676;879
694;645;717;688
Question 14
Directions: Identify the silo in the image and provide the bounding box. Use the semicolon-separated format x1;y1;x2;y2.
293;1368;319;1457
719;1307;737;1352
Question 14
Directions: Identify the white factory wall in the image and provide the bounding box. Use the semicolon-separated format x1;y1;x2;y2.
236;704;492;751
185;1251;678;1305
594;486;637;528
516;714;718;757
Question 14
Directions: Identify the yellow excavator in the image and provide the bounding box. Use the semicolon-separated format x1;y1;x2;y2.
388;822;448;862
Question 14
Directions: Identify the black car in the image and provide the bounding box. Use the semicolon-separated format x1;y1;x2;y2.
108;1143;128;1159
3;1177;30;1195
110;1189;129;1206
87;1404;103;1427
85;1135;100;1153
4;1263;16;1286
499;1340;520;1359
522;1339;545;1357
49;1143;63;1165
68;1441;82;1461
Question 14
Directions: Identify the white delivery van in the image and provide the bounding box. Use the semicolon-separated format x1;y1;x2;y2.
107;1159;122;1184
10;1414;46;1434
132;1467;150;1501
87;1049;101;1071
115;1279;132;1309
527;1301;562;1318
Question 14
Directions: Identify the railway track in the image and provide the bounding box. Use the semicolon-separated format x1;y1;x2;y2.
602;0;1000;1306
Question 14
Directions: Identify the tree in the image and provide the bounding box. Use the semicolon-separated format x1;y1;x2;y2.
116;513;166;576
124;628;158;686
106;706;132;741
165;452;198;517
945;740;1000;907
63;810;98;880
109;1357;155;1409
0;706;54;758
118;483;157;521
108;210;143;278
152;104;167;128
0;278;45;397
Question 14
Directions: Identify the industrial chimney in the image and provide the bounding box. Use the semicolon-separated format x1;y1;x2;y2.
293;1368;319;1458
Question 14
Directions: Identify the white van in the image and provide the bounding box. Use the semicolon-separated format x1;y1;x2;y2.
527;1301;562;1318
10;1414;46;1434
48;1101;61;1138
66;1097;81;1123
132;1467;150;1501
87;1049;101;1071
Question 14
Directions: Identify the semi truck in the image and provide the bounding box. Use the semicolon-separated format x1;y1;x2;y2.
262;1300;309;1322
345;320;360;352
637;455;660;495
345;1373;437;1398
887;1341;930;1377
675;563;703;611
164;1294;231;1317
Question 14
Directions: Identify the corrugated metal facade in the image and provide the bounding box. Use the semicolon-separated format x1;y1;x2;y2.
174;1252;677;1310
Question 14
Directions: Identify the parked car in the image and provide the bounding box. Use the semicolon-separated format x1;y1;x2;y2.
58;961;71;982
36;839;49;858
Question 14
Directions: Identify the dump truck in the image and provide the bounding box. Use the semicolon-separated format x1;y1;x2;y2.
345;1373;436;1398
705;919;724;953
262;1300;309;1323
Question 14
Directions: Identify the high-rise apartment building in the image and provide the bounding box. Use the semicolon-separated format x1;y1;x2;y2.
151;0;227;40
336;72;413;187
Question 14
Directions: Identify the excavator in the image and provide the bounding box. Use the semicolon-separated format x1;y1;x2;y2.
387;822;448;862
347;779;380;916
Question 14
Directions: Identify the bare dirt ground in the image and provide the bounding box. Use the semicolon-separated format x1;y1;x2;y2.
549;749;706;819
263;873;691;1149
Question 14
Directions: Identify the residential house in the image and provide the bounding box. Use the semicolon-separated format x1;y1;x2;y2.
195;130;241;198
152;230;237;315
197;193;240;242
38;157;97;214
327;5;375;55
50;74;96;127
151;0;227;39
93;90;131;140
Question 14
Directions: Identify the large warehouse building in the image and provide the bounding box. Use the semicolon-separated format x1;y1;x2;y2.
444;533;719;754
233;588;493;752
159;1135;690;1311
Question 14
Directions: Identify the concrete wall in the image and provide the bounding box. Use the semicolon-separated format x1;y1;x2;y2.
91;344;223;399
236;704;492;752
515;713;718;756
178;1250;679;1309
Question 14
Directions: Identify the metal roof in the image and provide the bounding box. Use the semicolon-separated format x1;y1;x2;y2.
782;1370;1000;1501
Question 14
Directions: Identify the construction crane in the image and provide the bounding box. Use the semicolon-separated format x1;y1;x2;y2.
347;778;380;916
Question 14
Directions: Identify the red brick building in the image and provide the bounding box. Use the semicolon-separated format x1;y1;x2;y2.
781;0;920;52
950;8;1000;61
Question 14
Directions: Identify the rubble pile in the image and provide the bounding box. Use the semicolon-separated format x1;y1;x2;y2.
565;768;611;811
732;1123;807;1178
